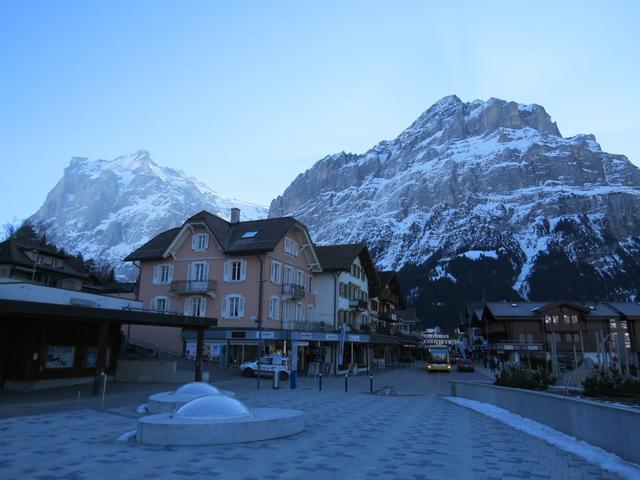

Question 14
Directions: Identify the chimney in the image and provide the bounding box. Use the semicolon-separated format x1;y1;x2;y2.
230;208;240;224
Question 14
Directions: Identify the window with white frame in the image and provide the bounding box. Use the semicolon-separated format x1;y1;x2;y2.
270;261;282;284
296;269;305;287
153;264;174;285
284;237;298;256
268;296;281;320
222;294;245;319
185;296;206;317
188;262;208;287
224;259;246;282
284;266;294;284
192;233;209;251
152;296;170;313
296;303;305;322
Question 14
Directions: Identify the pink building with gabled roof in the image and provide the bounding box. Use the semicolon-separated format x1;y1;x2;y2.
124;208;322;356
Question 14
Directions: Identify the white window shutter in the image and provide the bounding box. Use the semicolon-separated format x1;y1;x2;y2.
184;298;191;316
200;298;207;317
203;263;209;281
276;300;280;320
165;297;171;312
240;260;247;281
152;266;159;285
191;234;197;250
187;263;193;281
223;261;230;282
222;296;228;318
168;265;174;283
268;298;274;319
239;296;245;318
203;234;209;250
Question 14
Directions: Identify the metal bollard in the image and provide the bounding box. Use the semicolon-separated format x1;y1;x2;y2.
100;372;107;409
319;373;322;391
345;374;348;392
370;375;373;393
272;372;280;390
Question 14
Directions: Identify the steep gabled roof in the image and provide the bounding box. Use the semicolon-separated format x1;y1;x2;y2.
0;238;87;279
125;210;318;262
484;301;621;320
315;243;367;271
124;228;181;261
315;243;380;286
369;270;405;309
225;217;298;254
484;302;548;319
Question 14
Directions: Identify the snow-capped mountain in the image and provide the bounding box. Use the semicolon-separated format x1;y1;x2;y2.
270;96;640;328
29;150;267;278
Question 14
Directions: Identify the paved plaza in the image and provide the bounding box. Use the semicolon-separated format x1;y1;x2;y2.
0;365;623;479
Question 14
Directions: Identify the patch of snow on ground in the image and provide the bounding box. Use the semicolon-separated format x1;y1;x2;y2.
444;396;640;480
116;430;137;442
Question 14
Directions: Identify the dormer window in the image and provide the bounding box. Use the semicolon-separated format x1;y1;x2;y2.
192;233;209;251
241;230;259;239
284;237;298;257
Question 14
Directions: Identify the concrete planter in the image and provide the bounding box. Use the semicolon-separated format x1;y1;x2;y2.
450;380;640;464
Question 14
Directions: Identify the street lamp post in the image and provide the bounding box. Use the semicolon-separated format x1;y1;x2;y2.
253;316;263;390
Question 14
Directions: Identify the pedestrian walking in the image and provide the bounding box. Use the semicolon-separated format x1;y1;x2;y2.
489;355;496;372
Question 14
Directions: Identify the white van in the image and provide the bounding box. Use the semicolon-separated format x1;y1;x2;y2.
239;355;290;379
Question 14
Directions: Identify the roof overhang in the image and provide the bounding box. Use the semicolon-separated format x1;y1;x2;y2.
0;299;217;328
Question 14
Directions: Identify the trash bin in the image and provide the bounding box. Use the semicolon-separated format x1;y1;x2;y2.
272;371;280;389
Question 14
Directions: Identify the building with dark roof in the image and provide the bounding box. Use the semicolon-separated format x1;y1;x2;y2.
124;208;322;361
0;238;87;290
464;301;640;372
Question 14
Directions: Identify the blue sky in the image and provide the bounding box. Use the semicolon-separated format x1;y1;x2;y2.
1;1;639;225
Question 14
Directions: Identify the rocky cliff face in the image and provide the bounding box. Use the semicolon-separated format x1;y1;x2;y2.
30;150;267;278
270;96;640;328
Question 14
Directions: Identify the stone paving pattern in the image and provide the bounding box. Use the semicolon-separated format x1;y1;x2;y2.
0;365;621;479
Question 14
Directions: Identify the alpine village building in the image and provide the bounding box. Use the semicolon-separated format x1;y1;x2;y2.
464;301;640;372
125;209;414;375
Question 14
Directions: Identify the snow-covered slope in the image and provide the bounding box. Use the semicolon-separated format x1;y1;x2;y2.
270;96;640;325
30;150;267;278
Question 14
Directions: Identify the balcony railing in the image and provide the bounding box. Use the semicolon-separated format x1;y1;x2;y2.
282;283;305;299
348;298;368;310
170;280;217;294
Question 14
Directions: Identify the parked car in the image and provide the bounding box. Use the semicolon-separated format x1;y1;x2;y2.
457;358;475;372
240;355;290;379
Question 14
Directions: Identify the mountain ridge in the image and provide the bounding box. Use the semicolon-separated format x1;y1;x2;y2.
29;150;268;279
270;95;640;328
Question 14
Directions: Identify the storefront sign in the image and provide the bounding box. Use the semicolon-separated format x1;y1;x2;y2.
299;332;313;340
348;334;361;342
45;346;75;369
325;334;339;341
261;331;275;339
297;341;309;347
